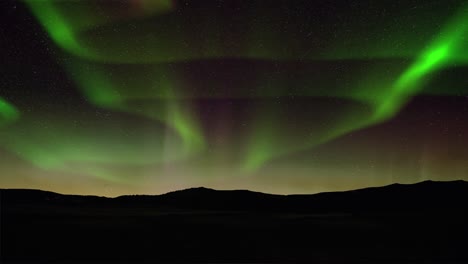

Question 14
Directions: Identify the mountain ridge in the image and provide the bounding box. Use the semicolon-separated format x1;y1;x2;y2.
2;180;468;212
3;179;466;198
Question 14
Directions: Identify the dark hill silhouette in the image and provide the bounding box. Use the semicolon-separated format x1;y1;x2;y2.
2;180;468;212
0;188;109;206
287;180;468;212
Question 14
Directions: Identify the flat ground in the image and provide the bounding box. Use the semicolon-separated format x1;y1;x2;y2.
2;204;468;263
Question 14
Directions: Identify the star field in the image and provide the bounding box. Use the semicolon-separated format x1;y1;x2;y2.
0;0;467;196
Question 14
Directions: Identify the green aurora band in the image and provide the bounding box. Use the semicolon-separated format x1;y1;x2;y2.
244;3;468;171
23;1;468;63
23;0;175;62
1;0;466;186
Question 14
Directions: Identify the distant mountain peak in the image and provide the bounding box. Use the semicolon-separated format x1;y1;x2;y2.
188;186;215;191
164;186;216;195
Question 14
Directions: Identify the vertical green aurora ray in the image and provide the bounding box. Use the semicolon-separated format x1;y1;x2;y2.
67;60;205;160
0;98;20;127
243;103;373;172
243;4;468;172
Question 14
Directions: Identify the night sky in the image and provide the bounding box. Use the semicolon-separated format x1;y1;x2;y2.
1;0;467;196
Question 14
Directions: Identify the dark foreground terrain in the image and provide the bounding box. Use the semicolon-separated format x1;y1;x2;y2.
2;180;468;263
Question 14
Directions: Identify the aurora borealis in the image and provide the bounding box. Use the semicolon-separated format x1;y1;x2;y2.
1;0;467;196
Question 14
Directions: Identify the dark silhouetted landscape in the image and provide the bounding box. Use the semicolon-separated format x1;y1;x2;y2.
2;180;468;263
